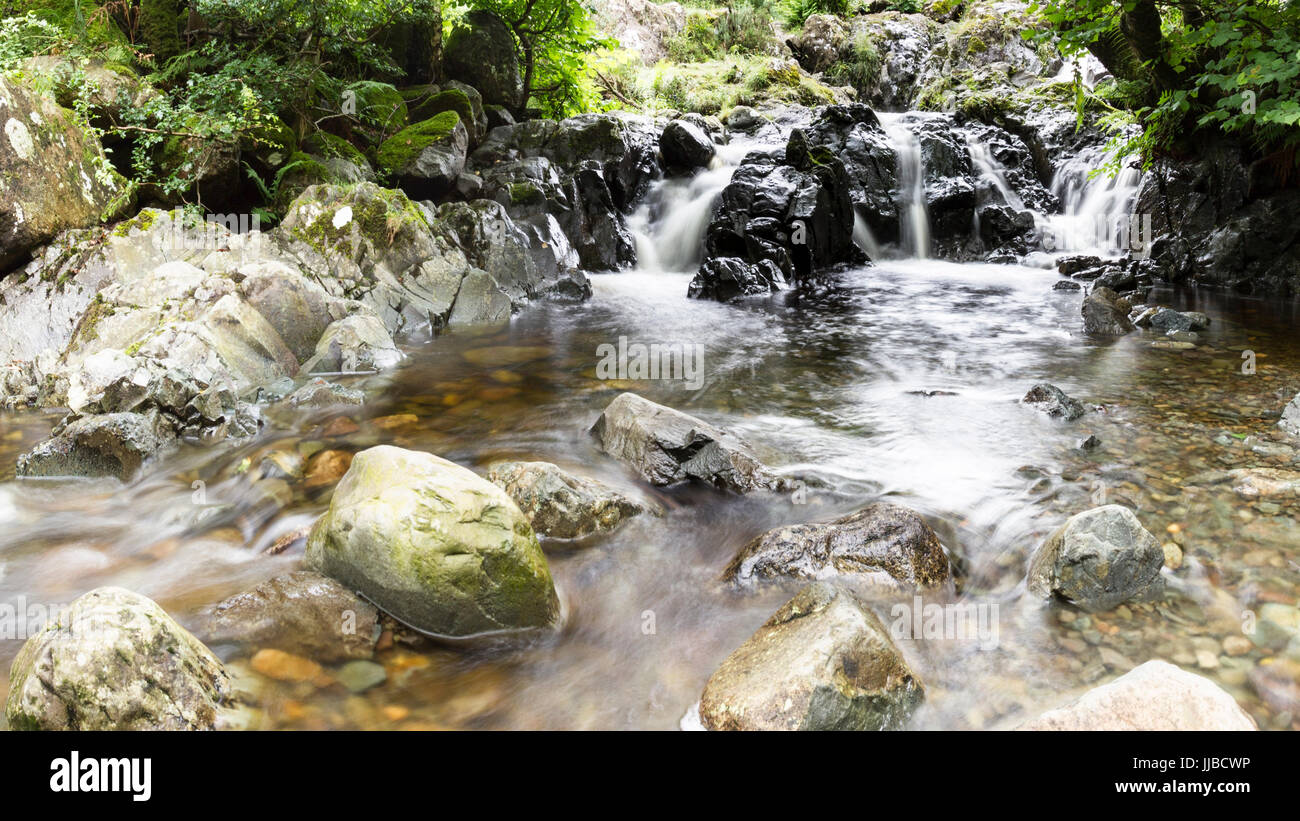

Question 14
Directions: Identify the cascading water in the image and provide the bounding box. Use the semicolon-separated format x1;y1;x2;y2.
1040;144;1143;257
628;141;752;274
877;113;932;259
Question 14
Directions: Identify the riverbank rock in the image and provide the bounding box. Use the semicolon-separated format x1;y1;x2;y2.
442;10;524;108
1022;383;1086;421
486;460;653;540
1027;505;1165;612
196;571;380;662
591;392;782;493
698;582;924;731
0;75;130;272
305;446;560;638
1081;286;1134;336
1019;660;1256;730
687;257;784;302
5;587;230;730
724;502;951;591
16;411;176;482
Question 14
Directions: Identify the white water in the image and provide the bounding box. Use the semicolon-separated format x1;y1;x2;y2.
628;141;753;274
878;113;932;259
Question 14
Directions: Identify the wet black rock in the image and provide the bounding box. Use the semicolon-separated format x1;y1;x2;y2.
660;118;715;175
687;257;784;302
1027;505;1165;612
1081;286;1134;336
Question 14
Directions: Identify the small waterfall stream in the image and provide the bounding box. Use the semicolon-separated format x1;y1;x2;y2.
878;113;932;259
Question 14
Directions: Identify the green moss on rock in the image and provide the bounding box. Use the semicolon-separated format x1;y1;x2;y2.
376;110;462;173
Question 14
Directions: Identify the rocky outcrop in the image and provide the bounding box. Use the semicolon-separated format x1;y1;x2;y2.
0;75;129;272
696;113;864;294
305;446;561;638
469;113;661;271
1027;505;1165;612
487;460;653;540
16;410;177;482
591;392;784;493
1280;393;1300;438
698;582;924;731
196;571;380;662
442;10;524;109
687;257;785;302
6;587;230;730
724;502;951;591
1020;660;1256;730
591;0;687;64
1135;139;1300;296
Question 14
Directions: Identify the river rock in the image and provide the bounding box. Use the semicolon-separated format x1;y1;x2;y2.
724;502;951;591
16;411;175;482
486;460;652;540
1081;286;1134;336
1027;505;1165;612
196;571;380;662
1019;660;1256;730
698;582;924;731
5;587;230;730
1022;382;1086;421
305;445;560;638
0;75;130;272
660;118;715;175
590;392;782;493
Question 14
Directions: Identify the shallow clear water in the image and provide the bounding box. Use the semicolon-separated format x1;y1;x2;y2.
1;257;1298;730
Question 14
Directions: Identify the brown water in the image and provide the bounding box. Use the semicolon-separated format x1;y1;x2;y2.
1;259;1298;730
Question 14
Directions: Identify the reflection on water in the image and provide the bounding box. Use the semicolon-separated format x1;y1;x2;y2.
1;259;1298;730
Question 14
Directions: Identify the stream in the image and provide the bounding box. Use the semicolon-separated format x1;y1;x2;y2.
1;118;1298;731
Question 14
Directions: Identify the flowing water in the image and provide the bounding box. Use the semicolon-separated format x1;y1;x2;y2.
0;125;1297;731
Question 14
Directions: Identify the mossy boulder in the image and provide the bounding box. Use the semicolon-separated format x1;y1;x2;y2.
5;587;231;730
405;86;484;145
347;80;409;137
305;445;561;638
377;111;469;199
0;76;130;272
442;10;524;108
698;582;924;731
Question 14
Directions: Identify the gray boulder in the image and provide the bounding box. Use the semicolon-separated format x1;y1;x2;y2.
16;411;175;482
660;119;715;174
698;582;924;731
591;392;782;493
1027;505;1165;612
305;446;560;638
6;587;230;730
487;460;653;540
1280;393;1300;437
724;502;951;591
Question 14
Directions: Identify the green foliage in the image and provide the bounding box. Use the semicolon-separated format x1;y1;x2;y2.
0;11;65;68
665;13;722;62
445;0;611;117
139;0;182;65
825;28;881;91
782;0;848;29
1028;0;1300;170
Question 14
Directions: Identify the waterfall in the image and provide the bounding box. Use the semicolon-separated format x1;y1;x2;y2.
629;141;751;274
1039;145;1143;257
878;113;931;259
966;139;1025;211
